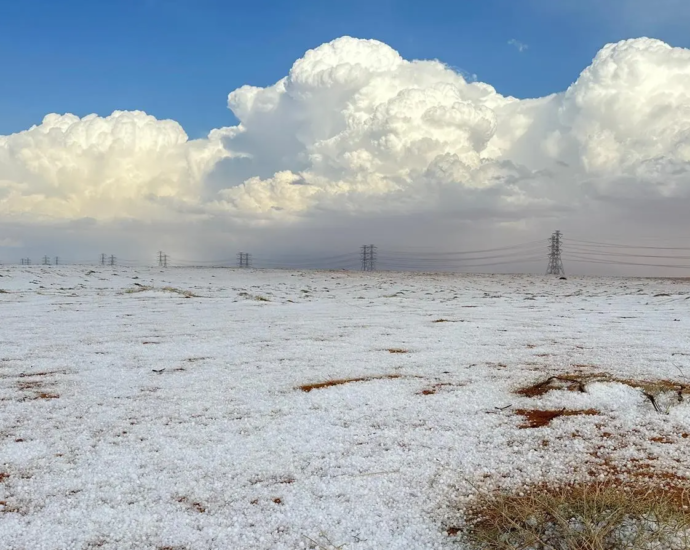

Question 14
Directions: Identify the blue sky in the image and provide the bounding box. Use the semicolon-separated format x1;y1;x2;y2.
2;0;688;138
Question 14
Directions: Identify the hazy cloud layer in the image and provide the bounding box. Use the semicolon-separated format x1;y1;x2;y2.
2;36;690;267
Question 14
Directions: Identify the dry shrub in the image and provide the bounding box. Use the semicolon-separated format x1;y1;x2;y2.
460;481;690;549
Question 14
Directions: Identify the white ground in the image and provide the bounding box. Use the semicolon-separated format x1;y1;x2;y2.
1;267;690;549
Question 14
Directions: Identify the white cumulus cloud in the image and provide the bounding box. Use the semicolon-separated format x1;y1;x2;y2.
2;35;690;258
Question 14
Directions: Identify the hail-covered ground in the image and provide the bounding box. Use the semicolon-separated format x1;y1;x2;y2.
1;266;689;549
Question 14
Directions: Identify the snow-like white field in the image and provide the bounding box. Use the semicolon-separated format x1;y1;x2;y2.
1;267;689;549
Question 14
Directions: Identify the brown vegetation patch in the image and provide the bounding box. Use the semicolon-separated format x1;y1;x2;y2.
418;383;464;395
17;380;43;390
176;496;206;513
458;480;690;549
0;501;21;514
387;348;409;354
515;408;599;428
516;372;690;401
21;392;60;401
35;392;59;400
0;473;8;482
299;374;403;392
18;370;66;378
588;455;690;490
516;375;588;397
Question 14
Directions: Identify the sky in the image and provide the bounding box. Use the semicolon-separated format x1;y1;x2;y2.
2;0;690;274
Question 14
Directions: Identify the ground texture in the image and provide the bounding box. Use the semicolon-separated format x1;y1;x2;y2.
1;267;689;549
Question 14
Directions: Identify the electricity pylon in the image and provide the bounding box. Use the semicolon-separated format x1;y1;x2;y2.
546;231;565;276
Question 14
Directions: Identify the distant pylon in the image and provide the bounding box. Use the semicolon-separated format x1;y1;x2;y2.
237;252;251;268
546;230;565;276
42;255;51;265
361;245;377;272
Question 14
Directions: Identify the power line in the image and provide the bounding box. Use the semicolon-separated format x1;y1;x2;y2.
565;238;690;251
564;254;690;269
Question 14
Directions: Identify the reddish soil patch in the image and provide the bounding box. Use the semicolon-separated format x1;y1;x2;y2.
0;473;8;482
299;374;402;392
515;408;599;428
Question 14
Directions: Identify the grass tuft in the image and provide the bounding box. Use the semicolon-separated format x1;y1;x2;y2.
458;481;690;549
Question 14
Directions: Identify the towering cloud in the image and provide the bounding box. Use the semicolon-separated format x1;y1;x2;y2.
0;111;233;221
1;36;690;238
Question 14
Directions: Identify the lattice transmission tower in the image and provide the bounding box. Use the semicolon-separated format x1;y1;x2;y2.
361;245;377;272
546;230;565;276
237;252;251;268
